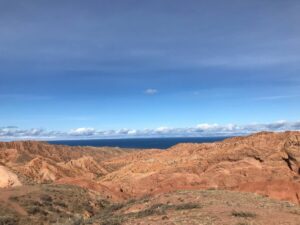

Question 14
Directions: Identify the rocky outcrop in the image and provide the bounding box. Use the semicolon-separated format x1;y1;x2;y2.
17;156;109;182
17;157;70;182
282;134;300;174
61;156;108;178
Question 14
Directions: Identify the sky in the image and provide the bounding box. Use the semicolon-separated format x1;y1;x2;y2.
0;0;300;140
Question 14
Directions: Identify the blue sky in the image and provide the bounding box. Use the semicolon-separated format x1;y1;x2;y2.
0;0;300;139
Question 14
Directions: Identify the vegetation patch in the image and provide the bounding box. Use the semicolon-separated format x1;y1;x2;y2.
174;203;200;210
133;202;201;218
100;217;123;225
235;222;251;225
0;216;18;225
134;204;166;218
231;210;257;218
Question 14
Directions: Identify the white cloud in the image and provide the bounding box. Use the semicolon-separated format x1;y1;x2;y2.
69;128;96;136
144;88;158;95
0;120;300;140
155;127;170;132
196;123;219;130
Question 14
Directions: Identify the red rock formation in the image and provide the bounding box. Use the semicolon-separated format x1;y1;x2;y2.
98;131;300;204
1;131;299;204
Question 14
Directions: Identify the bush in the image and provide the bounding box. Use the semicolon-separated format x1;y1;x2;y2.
231;210;257;218
26;206;40;214
100;217;123;225
40;194;53;202
55;201;67;208
175;203;201;210
135;204;166;218
133;202;201;218
0;216;18;225
108;203;125;211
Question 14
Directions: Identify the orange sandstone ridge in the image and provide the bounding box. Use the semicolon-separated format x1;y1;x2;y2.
0;131;299;204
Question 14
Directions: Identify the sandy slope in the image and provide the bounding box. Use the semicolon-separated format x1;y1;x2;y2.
0;165;22;188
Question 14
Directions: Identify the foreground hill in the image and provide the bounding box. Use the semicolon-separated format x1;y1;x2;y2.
0;131;300;224
1;185;300;225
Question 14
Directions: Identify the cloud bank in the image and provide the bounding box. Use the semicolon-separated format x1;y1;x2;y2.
1;120;300;141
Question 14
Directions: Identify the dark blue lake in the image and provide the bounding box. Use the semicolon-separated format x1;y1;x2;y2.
48;136;230;149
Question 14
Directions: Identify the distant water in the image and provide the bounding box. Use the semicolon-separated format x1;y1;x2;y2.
48;136;229;149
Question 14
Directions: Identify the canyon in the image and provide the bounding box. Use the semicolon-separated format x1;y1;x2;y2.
0;131;300;224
